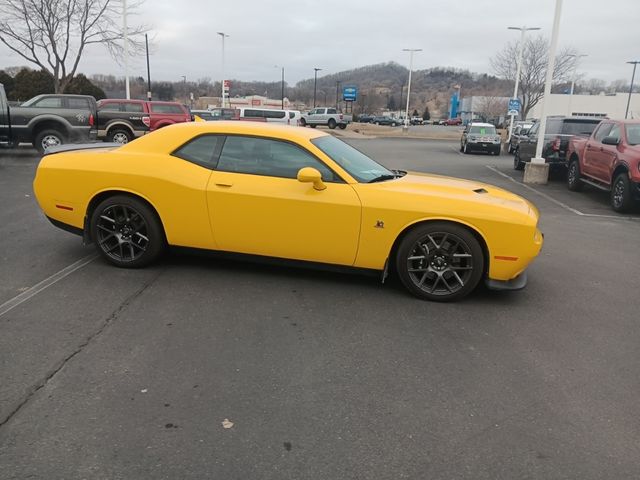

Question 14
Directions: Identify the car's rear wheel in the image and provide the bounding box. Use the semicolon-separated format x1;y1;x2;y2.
107;128;132;144
90;195;165;268
300;118;307;127
611;172;634;212
567;159;584;191
338;123;347;130
328;119;337;129
395;222;484;302
513;149;524;170
35;129;65;154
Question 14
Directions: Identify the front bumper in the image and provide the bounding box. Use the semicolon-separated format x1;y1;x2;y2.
467;141;501;152
485;271;527;291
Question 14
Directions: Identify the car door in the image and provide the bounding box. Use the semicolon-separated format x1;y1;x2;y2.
206;135;362;265
518;122;538;161
597;123;621;184
582;122;612;179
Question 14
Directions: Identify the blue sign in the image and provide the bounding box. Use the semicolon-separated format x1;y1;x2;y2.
343;86;358;102
508;98;521;114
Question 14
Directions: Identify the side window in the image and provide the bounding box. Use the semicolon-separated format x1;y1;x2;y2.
172;135;223;168
99;102;123;112
289;112;295;119
68;98;90;109
593;123;612;142
608;124;621;141
124;103;144;113
327;108;337;114
243;109;263;118
528;123;540;136
34;97;63;108
264;110;286;119
216;136;337;181
151;103;183;114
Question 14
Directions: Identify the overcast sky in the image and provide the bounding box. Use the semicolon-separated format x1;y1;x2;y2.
1;0;638;86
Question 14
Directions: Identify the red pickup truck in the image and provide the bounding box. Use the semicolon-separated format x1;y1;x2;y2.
97;99;191;144
567;119;640;212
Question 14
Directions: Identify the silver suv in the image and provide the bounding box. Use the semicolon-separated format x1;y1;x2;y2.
460;123;502;155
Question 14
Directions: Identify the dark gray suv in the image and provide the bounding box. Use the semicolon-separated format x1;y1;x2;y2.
513;116;602;170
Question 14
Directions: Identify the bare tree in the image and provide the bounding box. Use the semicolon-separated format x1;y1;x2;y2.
475;96;509;121
0;0;146;93
490;35;576;118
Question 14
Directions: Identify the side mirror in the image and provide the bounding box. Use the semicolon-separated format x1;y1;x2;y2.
602;136;620;146
297;167;326;191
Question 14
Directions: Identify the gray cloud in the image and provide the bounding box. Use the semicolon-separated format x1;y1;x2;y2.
1;0;638;84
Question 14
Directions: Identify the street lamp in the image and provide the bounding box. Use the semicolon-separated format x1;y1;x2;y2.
313;68;322;107
123;0;130;99
506;26;541;143
275;65;285;109
336;80;342;110
526;0;563;185
625;61;640;119
402;48;422;131
217;32;229;108
181;75;187;104
567;53;587;116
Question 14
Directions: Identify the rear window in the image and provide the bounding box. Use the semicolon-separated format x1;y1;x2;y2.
151;103;184;114
561;120;601;135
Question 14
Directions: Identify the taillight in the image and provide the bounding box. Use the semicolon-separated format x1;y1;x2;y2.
551;137;561;151
142;116;151;128
339;114;343;120
89;114;94;126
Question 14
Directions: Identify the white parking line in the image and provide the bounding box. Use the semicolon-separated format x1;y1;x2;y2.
0;254;98;318
486;165;640;221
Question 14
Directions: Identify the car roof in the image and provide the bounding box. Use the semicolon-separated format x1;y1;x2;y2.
121;121;329;154
469;122;495;127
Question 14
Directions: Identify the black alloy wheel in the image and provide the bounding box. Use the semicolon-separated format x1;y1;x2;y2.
396;223;484;302
90;195;165;268
567;159;584;191
513;149;524;170
611;172;633;213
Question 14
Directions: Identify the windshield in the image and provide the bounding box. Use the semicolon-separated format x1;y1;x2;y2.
625;124;640;145
469;126;496;135
311;135;393;183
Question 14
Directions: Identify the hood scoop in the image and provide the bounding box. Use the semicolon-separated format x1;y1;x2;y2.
473;188;488;194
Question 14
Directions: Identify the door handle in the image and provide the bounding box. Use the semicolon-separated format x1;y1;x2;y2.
215;182;233;187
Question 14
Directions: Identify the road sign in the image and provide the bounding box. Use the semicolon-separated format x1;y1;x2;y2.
508;98;521;116
223;80;231;92
343;86;357;102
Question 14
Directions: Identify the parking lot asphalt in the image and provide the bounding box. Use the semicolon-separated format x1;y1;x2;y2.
1;140;639;479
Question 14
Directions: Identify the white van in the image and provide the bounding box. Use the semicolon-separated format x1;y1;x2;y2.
237;107;302;126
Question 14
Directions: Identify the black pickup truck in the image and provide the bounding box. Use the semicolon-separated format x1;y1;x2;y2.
0;84;98;153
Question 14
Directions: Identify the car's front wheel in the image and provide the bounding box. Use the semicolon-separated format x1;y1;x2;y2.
611;172;634;212
395;222;484;302
338;123;347;130
513;149;524;170
567;159;584;191
328;119;337;129
90;195;165;268
299;118;307;127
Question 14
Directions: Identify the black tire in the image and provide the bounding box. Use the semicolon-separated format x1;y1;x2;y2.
391;122;397;127
90;195;165;268
494;147;501;156
328;119;337;129
395;222;484;302
34;129;66;154
338;123;347;130
107;128;133;144
309;124;317;128
375;121;381;125
300;118;307;127
513;149;524;171
567;159;584;191
611;172;634;213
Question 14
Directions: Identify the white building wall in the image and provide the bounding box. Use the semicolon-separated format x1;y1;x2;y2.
528;92;640;120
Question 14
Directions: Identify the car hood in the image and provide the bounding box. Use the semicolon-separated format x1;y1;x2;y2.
372;171;537;218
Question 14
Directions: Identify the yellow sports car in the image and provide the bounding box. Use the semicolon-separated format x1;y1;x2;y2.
33;122;543;302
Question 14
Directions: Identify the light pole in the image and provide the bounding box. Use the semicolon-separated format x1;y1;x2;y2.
217;32;229;108
181;75;187;104
625;61;640;119
567;53;587;116
526;0;563;185
402;48;422;131
336;81;342;110
145;33;152;101
275;65;285;109
506;26;541;143
313;68;322;107
123;0;130;99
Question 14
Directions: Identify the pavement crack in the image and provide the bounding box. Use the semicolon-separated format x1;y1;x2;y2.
0;269;164;430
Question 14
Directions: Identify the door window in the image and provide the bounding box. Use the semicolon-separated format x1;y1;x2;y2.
216;136;337;181
608;124;621;142
593;123;612;142
33;97;63;108
99;102;124;112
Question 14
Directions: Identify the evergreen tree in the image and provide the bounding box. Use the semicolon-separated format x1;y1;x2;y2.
11;69;55;101
64;74;106;99
422;106;431;121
